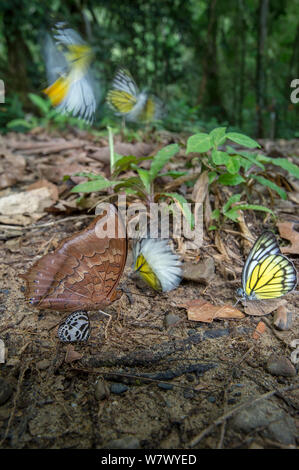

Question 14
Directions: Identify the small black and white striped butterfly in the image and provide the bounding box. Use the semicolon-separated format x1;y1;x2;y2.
58;311;90;343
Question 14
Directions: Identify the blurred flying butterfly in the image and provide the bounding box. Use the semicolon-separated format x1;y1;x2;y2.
106;68;164;123
43;22;97;123
58;311;90;342
237;231;297;301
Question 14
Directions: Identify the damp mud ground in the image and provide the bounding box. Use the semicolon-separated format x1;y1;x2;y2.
0;219;298;450
0;131;298;449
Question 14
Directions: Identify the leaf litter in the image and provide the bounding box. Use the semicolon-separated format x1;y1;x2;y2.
0;128;298;449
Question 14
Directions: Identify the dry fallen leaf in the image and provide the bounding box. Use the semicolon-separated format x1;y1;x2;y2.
177;298;244;323
65;344;83;363
89;142;155;164
0;151;26;189
252;321;266;340
0;187;56;226
192;170;209;203
183;257;215;284
244;298;286;316
273;305;293;330
277;221;299;254
27;179;59;202
214;232;230;261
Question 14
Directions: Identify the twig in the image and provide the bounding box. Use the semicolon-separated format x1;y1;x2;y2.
0;364;29;446
0;215;94;232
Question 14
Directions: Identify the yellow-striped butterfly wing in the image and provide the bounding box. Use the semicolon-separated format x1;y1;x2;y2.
245;254;297;299
107;90;137;114
43;22;96;123
112;69;139;96
107;69;139;115
240;232;297;300
134;253;162;291
242;232;280;289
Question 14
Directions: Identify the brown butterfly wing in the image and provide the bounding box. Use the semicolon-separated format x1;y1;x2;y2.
21;206;127;311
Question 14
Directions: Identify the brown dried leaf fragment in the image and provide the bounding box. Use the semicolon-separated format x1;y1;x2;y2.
177;298;244;323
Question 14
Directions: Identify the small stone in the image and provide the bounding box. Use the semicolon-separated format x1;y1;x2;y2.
0;378;12;405
207;396;216;403
232;401;296;445
106;436;140;449
183;389;194;399
157;383;173;390
95;379;109;401
273;307;292;331
183;257;215;284
0;289;10;295
0;408;11;420
227;398;237;405
36;359;51;370
266;355;296;377
186;374;195;382
165;313;181;328
110;383;128;394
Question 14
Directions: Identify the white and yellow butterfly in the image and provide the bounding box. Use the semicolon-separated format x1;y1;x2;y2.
237;231;297;301
106;68;164;123
132;238;182;292
43;22;97;123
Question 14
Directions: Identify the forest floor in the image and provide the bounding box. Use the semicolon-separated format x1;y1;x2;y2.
0;128;298;449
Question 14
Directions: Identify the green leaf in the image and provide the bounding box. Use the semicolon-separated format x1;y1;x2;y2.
71;177;119;193
186;133;212;154
229;149;265;170
136;168;152;194
208;225;217;231
251;175;287;200
208;171;218;184
223;208;242;222
255;154;299;179
209;127;227;147
223;201;275;222
271;158;299;179
211;209;220;220
7;119;32;129
28;93;50;114
212;150;229;165
226;156;241;174
226;132;260;149
73;172;103;180
158;170;188;178
237;204;275;217
223;194;241;213
113;177;143;190
218;173;245;186
149;144;179;181
161;192;194;229
113;155;152;175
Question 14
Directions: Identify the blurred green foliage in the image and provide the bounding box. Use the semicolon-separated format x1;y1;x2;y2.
0;0;298;137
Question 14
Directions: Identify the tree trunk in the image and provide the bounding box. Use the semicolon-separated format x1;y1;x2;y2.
197;0;227;120
256;0;269;138
238;0;247;128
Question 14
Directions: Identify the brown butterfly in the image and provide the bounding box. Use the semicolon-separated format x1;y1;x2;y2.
21;205;127;312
